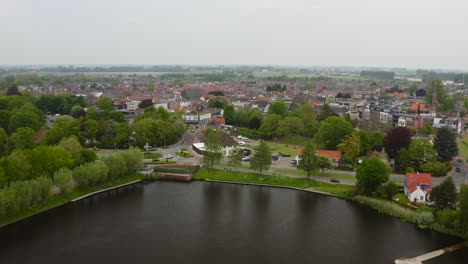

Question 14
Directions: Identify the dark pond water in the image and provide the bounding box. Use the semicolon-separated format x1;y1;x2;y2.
0;181;467;264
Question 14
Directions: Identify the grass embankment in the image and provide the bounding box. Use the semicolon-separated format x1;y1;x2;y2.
0;173;144;228
273;169;354;179
193;168;353;197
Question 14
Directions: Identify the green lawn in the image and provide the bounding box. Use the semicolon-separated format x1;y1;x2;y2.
194;168;353;197
277;135;311;145
393;192;411;206
0;173;144;228
265;142;301;156
458;133;468;159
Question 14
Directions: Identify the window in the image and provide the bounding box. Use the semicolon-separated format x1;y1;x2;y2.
420;196;424;201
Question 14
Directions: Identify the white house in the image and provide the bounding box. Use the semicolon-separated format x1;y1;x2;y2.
404;173;432;203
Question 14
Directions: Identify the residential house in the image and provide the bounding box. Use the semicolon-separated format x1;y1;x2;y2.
317;150;342;167
404;173;432;203
295;149;342;167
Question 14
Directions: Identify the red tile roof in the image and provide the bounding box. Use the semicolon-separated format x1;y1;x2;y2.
317;150;342;160
406;173;432;194
410;103;426;111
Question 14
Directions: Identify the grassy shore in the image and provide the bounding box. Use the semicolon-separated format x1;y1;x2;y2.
273;169;354;179
0;173;144;228
193;168;353;197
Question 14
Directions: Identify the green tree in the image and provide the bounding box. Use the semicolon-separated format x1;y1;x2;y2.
268;100;288;118
96;96;114;111
9;109;43;133
315;116;354;150
395;148;411;173
433;127;458;162
459;185;468;230
58;136;84;167
258;114;282;139
250;141;272;174
378;181;400;200
408;138;437;169
115;123;129;149
207;96;228;109
420;161;451;177
228;146;243;172
277;116;305;137
0;128;9;157
426;80;452;112
298;142;318;178
223;104;235;125
356;157;391;195
203;130;222;168
338;132;361;170
1;150;32;182
31;146;73;178
0;110;11;133
70;105;86;118
431;177;457;209
43;116;79;145
317;156;332;173
8;127;35;150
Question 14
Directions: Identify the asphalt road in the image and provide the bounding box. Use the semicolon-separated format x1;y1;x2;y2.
151;130;464;188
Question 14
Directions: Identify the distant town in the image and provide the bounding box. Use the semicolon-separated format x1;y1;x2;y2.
0;65;468;260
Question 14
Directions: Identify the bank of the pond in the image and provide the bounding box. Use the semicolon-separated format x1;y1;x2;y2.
352;195;468;240
0;173;144;228
193;168;353;197
194;168;468;240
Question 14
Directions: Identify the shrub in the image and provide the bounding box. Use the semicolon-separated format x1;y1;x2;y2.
420;161;451;177
415;206;435;227
119;147;144;174
35;176;53;200
102;154;127;179
437;209;461;230
0;188;18;216
73;164;91;187
10;181;33;209
53;168;74;193
30;180;42;205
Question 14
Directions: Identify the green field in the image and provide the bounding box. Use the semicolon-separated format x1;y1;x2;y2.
194;168;353;197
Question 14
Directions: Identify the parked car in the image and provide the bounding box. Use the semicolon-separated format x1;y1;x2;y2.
238;141;246;146
166;154;174;159
237;135;243;139
241;136;250;141
330;178;340;183
272;155;279;161
243;149;252;156
458;158;463;162
456;167;461;172
278;152;291;157
242;156;251;161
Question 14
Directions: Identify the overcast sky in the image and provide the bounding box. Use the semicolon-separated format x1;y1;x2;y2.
1;0;467;70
